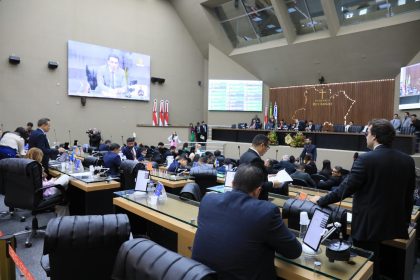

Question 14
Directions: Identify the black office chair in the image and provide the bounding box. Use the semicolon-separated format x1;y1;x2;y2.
82;156;102;168
311;173;328;184
0;158;66;247
179;183;202;202
333;124;345;132
0;160;26;222
119;160;146;190
41;214;131;280
349;125;363;133
400;126;415;135
111;238;216;280
314;124;322;132
282;198;348;239
292;178;309;187
193;173;218;197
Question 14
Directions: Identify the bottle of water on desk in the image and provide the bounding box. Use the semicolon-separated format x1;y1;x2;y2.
299;211;310;239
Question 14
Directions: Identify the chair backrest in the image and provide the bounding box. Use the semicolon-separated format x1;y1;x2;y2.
400;126;415;135
0;158;43;210
119;160;146;190
112;238;216;280
179;183;202;202
333;124;345;132
311;173;327;183
82;156;102;168
282;198;348;238
314;124;322;132
193;173;218;197
43;214;131;280
349;125;362;133
292;178;308;187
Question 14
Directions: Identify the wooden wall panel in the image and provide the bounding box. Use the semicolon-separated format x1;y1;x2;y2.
270;79;394;126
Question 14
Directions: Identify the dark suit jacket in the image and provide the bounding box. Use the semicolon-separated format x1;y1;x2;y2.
192;190;302;280
103;151;121;176
28;128;59;168
273;160;296;175
317;175;342;191
317;145;415;241
239;149;272;200
300;144;317;161
121;146;140;160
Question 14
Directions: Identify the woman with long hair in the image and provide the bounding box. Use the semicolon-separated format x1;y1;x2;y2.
0;127;28;159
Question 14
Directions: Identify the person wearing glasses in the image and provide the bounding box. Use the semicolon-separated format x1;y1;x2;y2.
317;166;344;191
239;134;283;200
311;119;415;279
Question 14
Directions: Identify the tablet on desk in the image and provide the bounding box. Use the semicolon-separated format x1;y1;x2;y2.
302;208;330;252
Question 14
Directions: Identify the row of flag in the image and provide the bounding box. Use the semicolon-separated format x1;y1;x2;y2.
152;99;169;126
263;102;278;127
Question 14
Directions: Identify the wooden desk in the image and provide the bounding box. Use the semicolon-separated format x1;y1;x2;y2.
113;196;373;280
49;168;120;215
212;128;416;155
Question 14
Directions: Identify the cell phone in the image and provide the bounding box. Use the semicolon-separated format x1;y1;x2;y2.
302;208;330;252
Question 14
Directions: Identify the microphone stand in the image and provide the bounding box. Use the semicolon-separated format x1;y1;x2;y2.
238;145;241;158
54;129;58;148
121;136;124;146
276;149;278;161
68;130;71;147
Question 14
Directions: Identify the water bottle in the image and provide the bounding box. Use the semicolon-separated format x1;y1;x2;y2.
299;211;310;239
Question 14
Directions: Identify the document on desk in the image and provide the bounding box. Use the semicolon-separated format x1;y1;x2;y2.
268;170;293;183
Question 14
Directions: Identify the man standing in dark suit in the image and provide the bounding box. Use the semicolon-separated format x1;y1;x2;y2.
28;118;65;169
312;119;415;279
192;164;302;280
239;134;282;200
300;138;317;161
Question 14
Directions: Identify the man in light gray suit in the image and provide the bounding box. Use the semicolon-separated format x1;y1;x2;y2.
390;114;401;131
96;54;127;97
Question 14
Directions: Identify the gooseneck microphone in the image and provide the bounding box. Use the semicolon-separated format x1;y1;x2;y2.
54;129;58;147
121;136;124;145
238;145;241;158
68;130;72;147
276;149;278;161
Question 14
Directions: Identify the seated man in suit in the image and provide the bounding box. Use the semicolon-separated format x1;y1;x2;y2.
305;120;315;132
317;166;344;191
192;164;302;280
167;154;190;173
345;121;353;132
273;154;296;175
28;118;65;169
190;155;217;176
122;137;140;160
291;163;316;187
103;143;122;176
98;139;111;151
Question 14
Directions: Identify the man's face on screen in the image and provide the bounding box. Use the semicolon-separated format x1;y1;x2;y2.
107;57;119;72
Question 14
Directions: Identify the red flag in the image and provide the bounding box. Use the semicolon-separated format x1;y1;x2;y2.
152;99;158;126
164;100;169;126
264;104;268;126
159;100;164;126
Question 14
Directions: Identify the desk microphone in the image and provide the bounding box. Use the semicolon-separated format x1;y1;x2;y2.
53;129;58;147
325;183;351;262
276;149;278;161
237;145;241;158
68;130;72;147
121;136;124;145
0;123;3;132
